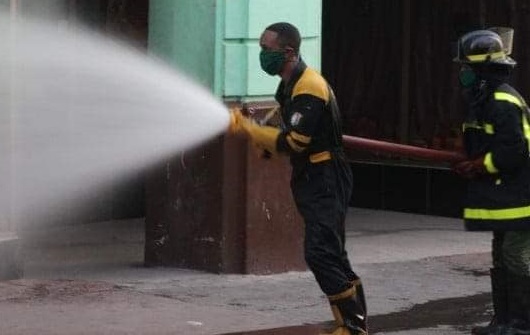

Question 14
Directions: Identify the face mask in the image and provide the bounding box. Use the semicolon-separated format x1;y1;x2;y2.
459;67;477;88
259;49;286;75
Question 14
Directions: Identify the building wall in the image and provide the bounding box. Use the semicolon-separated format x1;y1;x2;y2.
149;0;322;99
220;0;321;98
149;0;217;91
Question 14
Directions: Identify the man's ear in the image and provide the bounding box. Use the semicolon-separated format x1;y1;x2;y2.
285;47;297;61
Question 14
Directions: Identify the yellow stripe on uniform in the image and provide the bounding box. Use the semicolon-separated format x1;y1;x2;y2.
290;131;311;144
292;68;330;102
286;134;306;152
494;92;524;108
484;123;494;134
494;91;530;150
331;305;344;326
484;152;498;174
523;115;530;152
462;122;481;132
328;287;356;302
464;204;530;220
461;122;494;134
309;151;331;163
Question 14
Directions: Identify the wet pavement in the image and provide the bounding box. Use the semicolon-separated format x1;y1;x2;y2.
1;208;494;334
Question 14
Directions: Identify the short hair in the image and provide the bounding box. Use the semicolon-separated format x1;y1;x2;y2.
265;22;301;54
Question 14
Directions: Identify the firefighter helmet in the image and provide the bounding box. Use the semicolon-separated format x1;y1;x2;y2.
454;28;516;67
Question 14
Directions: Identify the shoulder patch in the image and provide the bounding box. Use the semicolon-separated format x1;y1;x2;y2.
290;112;303;126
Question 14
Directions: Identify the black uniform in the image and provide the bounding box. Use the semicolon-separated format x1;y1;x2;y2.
462;80;530;331
462;82;530;231
452;28;530;334
274;60;367;332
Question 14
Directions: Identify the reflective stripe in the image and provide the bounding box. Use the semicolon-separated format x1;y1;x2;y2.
494;91;530;151
290;131;311;144
523;113;530;152
331;305;344;326
328;287;355;302
464;205;530;220
494;92;525;108
462;122;494;134
462;122;481;132
467;51;506;62
309;151;331;163
286;134;305;152
484;152;498;174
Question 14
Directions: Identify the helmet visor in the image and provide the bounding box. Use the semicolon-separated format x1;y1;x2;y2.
488;27;513;55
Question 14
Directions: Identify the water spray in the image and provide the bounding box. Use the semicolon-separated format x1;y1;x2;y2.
0;12;229;230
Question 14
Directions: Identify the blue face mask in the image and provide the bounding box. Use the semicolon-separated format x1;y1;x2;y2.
259;49;286;75
459;67;477;88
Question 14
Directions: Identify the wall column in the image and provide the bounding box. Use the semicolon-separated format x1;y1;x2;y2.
146;0;322;274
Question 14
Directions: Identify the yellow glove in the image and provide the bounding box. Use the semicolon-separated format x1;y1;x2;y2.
228;108;247;134
228;109;280;154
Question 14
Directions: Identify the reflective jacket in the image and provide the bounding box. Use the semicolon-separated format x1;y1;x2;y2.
463;83;530;231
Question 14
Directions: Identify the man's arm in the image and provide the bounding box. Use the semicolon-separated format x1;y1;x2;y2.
277;94;326;154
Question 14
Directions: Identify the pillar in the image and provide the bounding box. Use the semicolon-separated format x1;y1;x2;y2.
146;0;322;274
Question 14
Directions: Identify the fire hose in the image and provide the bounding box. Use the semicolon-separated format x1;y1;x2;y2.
242;106;467;164
342;135;467;164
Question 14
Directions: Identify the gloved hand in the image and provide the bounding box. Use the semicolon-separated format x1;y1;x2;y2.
227;108;280;154
452;156;487;179
228;108;248;134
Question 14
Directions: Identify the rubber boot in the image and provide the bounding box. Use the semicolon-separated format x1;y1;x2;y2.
321;286;368;335
472;268;508;334
473;325;530;335
503;271;530;335
351;278;367;321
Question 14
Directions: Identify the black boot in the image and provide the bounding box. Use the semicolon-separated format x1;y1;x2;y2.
472;323;530;335
504;271;530;334
350;278;367;324
472;268;508;334
324;286;368;335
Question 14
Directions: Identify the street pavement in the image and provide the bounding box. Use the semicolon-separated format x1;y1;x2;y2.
0;208;493;334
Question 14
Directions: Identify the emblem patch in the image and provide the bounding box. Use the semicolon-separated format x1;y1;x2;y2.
290;112;303;126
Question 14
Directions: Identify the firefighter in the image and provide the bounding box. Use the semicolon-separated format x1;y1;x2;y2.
452;28;530;334
229;22;367;335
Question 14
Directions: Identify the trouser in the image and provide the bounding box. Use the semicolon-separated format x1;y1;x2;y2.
291;156;366;331
291;156;354;295
491;232;530;328
495;231;530;277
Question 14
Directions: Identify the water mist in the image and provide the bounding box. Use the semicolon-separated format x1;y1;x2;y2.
0;12;230;231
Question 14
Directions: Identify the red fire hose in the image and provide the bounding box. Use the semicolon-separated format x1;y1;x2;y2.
342;135;467;164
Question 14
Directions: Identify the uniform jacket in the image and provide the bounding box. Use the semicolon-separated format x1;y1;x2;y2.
463;81;530;231
274;60;344;172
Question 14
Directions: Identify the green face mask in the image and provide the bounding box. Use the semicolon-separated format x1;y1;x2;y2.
459;67;477;88
259;49;286;75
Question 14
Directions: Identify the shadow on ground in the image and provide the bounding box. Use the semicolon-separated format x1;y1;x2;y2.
220;293;491;334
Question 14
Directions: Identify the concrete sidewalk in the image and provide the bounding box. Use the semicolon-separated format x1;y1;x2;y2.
0;208;493;334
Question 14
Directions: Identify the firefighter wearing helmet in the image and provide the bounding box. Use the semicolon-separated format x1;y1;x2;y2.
453;28;530;334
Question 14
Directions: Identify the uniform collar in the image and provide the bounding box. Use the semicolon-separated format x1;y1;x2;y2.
276;60;306;99
284;60;307;93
